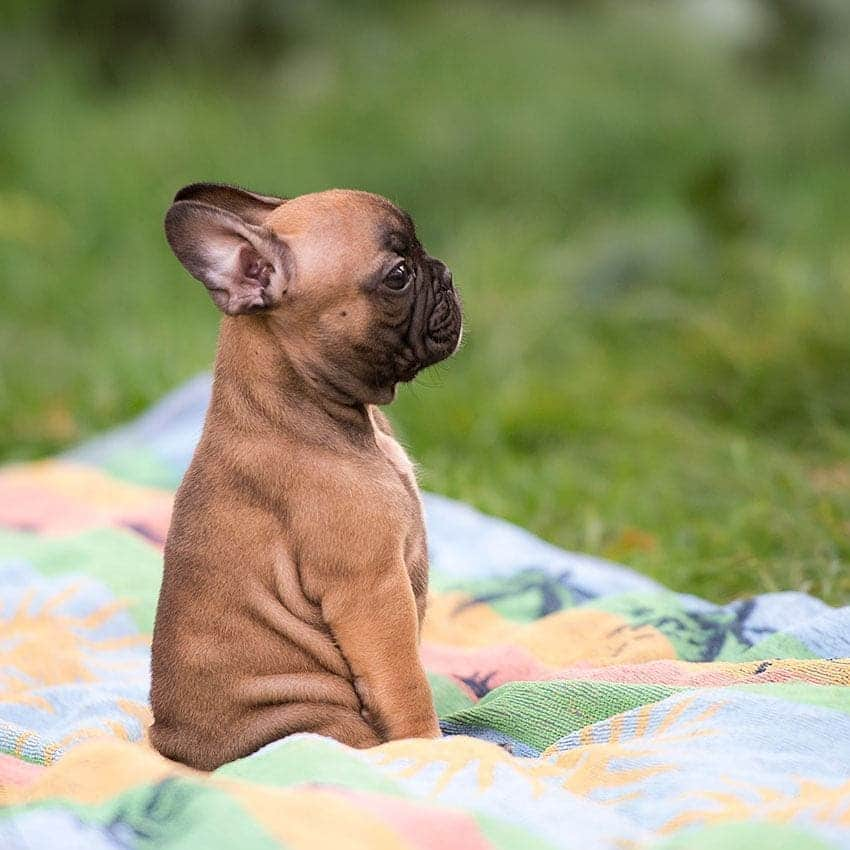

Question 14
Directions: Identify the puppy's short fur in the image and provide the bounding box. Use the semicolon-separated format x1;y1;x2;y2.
149;184;462;770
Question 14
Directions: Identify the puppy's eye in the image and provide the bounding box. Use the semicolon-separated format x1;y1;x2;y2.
384;261;412;291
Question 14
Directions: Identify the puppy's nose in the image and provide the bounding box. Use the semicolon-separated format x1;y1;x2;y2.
439;265;454;291
428;258;454;291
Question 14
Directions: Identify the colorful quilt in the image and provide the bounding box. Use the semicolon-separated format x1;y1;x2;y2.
1;375;849;849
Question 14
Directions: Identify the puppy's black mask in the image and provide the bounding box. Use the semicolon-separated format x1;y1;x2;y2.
360;210;463;393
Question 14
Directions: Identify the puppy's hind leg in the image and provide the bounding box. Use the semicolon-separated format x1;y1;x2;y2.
307;704;382;749
239;673;383;749
232;702;381;762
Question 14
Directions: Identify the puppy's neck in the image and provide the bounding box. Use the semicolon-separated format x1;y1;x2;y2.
209;317;374;444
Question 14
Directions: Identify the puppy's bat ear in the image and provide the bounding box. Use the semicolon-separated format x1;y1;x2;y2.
172;183;287;226
165;200;292;316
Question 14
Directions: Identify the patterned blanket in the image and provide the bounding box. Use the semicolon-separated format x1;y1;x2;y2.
1;375;849;849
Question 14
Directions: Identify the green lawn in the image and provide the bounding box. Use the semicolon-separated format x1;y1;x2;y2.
2;3;849;603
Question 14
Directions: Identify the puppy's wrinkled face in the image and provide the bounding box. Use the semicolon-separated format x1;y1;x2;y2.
165;184;462;404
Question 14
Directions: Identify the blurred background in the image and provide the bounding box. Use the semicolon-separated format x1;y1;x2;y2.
2;0;849;603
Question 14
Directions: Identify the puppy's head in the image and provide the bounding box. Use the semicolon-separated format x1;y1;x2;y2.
165;183;462;404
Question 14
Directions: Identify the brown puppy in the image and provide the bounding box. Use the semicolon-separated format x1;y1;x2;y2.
149;183;462;770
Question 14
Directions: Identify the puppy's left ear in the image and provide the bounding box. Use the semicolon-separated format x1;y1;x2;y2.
165;200;292;316
172;182;286;226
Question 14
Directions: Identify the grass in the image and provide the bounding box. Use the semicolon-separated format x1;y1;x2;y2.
2;2;849;603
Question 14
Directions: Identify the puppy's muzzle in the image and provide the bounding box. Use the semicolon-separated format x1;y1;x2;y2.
416;262;462;367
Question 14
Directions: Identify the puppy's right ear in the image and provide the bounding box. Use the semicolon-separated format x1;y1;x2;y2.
164;200;292;316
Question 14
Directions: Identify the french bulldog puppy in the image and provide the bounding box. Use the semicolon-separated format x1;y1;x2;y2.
149;184;462;771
